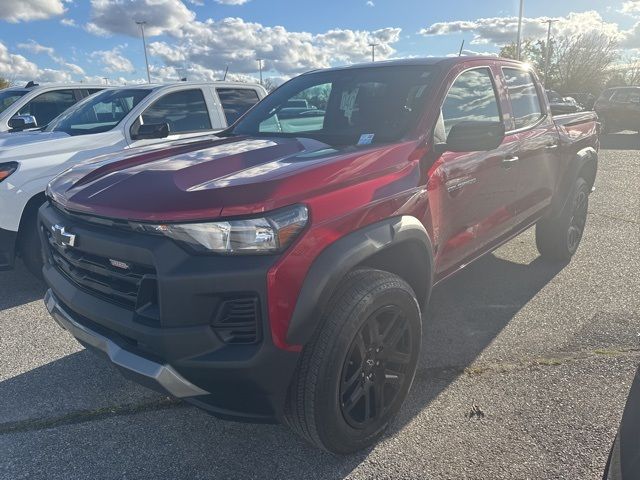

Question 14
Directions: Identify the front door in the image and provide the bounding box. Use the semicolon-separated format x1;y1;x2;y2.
432;67;520;275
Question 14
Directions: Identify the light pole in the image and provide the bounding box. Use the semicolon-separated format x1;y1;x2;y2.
368;42;379;62
516;0;524;61
543;19;558;88
136;20;151;83
257;58;263;85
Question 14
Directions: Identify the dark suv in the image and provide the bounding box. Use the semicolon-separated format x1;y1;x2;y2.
595;86;640;133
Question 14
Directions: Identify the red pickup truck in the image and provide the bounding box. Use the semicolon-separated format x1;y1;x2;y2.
40;57;598;453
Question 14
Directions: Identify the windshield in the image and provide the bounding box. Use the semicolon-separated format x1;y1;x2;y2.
230;65;436;145
46;88;152;136
0;89;28;114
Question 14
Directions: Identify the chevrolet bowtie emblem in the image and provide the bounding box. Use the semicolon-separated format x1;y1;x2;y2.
51;224;76;248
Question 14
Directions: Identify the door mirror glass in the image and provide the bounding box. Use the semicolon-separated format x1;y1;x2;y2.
132;122;170;140
439;120;505;153
8;115;37;131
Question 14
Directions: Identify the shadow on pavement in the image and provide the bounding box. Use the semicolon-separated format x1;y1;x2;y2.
1;252;566;478
0;260;45;312
600;132;640;150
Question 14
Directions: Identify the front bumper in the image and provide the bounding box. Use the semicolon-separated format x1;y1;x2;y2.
39;202;300;422
0;227;17;270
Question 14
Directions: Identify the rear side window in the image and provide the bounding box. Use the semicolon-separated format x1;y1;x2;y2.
611;90;640;103
216;88;260;125
440;68;501;137
140;89;212;134
502;68;543;129
18;89;78;127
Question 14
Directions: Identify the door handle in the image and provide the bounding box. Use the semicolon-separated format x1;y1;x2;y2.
544;143;559;150
502;155;519;168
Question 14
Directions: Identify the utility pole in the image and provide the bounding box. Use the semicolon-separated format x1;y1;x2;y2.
368;42;379;62
136;20;151;83
516;0;524;61
543;19;558;88
256;58;263;85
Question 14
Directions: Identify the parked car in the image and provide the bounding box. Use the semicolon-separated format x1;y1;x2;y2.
602;366;640;479
594;86;640;134
566;92;596;110
0;81;104;132
0;81;266;276
40;57;598;453
546;89;583;115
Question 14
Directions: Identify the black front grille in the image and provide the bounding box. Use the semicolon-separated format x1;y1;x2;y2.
45;228;156;311
212;297;261;344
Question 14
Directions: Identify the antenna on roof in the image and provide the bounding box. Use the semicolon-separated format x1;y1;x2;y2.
458;40;465;57
223;65;229;81
25;81;39;88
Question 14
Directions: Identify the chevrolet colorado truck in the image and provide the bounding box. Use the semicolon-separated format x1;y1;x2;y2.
0;81;266;277
40;57;598;453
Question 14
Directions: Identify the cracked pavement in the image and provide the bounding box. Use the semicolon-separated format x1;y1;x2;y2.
1;134;639;479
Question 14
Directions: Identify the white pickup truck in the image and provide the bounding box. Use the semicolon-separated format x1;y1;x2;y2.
0;81;267;276
0;82;105;132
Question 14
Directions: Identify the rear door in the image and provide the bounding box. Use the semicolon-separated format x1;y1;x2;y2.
214;87;262;127
500;67;559;224
16;89;79;127
433;66;520;274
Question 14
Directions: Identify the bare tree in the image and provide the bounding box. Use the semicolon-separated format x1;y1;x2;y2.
0;77;10;89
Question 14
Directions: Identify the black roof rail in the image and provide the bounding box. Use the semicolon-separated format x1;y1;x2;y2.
25;81;39;88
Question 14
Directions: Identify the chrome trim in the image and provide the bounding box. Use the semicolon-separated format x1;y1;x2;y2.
446;177;478;193
44;289;208;398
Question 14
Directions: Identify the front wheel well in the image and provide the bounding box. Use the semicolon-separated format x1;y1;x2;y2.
354;239;432;309
16;192;47;255
578;157;597;191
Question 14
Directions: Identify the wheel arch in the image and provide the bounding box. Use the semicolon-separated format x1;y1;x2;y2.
286;216;434;345
16;191;47;255
551;147;598;218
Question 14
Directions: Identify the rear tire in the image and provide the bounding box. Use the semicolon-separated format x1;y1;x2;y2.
535;176;590;262
284;269;422;454
20;209;44;280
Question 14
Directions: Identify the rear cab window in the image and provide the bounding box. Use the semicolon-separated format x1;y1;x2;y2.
216;88;261;125
502;68;544;129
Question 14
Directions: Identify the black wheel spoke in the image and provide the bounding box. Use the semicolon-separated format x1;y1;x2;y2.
343;382;365;413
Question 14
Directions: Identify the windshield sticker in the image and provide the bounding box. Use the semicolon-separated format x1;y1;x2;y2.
357;133;375;145
340;88;359;121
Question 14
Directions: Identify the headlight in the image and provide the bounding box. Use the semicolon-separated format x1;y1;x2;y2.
0;162;18;183
135;205;308;255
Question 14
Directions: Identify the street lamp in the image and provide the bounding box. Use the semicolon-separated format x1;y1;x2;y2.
368;42;379;62
543;19;559;88
135;20;151;83
516;0;524;61
257;58;263;85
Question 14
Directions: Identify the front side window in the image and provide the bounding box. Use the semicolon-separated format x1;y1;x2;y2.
0;89;28;114
18;90;77;127
46;88;151;136
138;89;212;134
230;65;435;146
503;68;543;129
612;90;640;103
216;88;260;125
440;68;501;137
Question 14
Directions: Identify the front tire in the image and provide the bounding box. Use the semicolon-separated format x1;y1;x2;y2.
20;208;44;280
536;176;590;262
284;269;422;454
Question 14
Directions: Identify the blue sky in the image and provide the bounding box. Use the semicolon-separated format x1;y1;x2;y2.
0;0;638;85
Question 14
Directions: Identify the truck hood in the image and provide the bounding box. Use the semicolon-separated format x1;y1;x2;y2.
0;130;122;162
49;135;418;222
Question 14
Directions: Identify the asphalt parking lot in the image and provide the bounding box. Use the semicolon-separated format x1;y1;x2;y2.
1;134;639;480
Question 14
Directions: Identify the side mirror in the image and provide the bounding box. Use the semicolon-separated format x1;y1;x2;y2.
436;121;505;154
8;115;37;132
132;123;170;140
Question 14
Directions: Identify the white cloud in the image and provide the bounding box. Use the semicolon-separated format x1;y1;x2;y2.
215;0;252;4
420;11;624;46
91;46;135;73
17;40;86;76
0;0;65;22
87;0;195;37
366;1;375;6
621;1;640;17
60;17;77;27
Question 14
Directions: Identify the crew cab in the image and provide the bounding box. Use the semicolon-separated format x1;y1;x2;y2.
0;81;266;276
0;82;104;132
40;58;598;453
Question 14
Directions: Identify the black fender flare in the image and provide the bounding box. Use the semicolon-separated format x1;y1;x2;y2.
550;146;598;218
286;215;434;345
